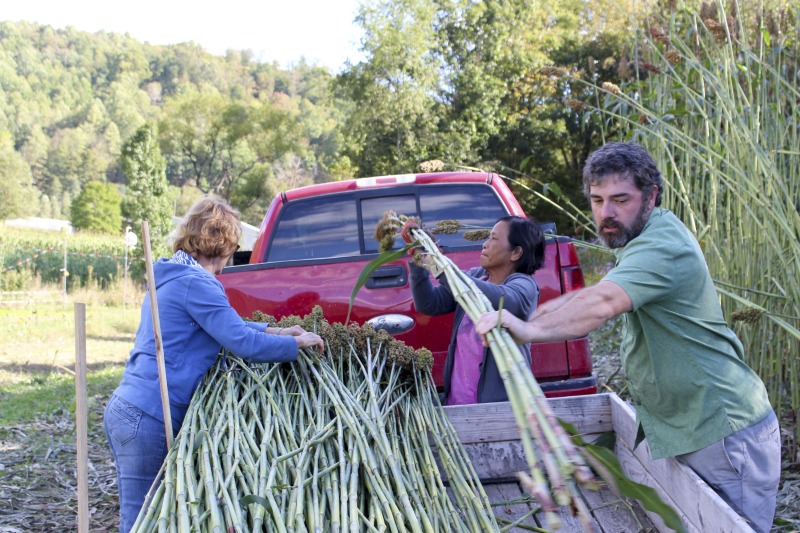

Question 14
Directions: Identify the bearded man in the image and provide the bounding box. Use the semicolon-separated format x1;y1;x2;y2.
476;142;780;533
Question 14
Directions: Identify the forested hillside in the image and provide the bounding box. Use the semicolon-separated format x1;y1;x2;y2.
1;1;650;230
0;20;346;225
2;1;793;232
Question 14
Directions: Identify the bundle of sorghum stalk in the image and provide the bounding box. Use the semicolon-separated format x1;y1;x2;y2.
376;213;600;530
131;306;499;532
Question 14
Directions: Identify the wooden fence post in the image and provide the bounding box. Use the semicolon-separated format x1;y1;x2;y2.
74;302;89;532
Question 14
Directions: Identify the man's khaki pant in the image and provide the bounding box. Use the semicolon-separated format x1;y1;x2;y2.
677;411;781;533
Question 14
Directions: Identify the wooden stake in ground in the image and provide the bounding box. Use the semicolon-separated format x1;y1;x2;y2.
74;302;89;533
141;220;173;449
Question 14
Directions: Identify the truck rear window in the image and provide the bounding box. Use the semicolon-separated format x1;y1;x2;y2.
266;184;507;262
267;196;361;262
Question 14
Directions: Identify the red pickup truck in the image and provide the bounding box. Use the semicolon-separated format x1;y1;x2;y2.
218;171;597;397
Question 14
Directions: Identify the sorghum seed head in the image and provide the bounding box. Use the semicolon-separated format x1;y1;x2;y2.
642;62;662;74
538;66;566;77
649;27;671;46
665;50;681;65
730;308;764;325
431;220;461;234
463;229;491;241
566;99;587;111
418;160;445;173
704;19;727;43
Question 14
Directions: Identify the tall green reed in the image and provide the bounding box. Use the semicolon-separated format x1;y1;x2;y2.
566;0;799;445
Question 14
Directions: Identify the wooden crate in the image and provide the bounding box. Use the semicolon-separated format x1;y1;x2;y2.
442;393;754;533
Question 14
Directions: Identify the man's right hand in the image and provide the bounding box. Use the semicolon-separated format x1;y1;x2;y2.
475;310;531;346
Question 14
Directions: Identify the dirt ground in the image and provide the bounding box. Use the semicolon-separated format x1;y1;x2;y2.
0;400;118;532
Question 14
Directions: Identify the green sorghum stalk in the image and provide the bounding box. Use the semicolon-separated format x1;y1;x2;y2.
133;307;499;531
409;226;599;525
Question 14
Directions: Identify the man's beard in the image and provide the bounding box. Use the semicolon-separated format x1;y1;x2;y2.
597;201;652;249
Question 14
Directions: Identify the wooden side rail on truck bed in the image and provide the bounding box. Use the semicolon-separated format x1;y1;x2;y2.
440;393;753;533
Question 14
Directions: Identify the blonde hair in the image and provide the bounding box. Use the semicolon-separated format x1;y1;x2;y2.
172;196;241;258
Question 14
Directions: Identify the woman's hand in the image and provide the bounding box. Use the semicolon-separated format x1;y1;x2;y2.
294;331;325;352
270;325;324;352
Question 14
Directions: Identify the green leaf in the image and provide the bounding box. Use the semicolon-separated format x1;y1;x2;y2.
560;419;688;533
520;155;534;172
346;244;417;324
543;182;563;197
239;494;270;509
591;430;616;450
192;429;207;452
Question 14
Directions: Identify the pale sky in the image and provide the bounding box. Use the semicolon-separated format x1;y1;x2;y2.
3;0;365;72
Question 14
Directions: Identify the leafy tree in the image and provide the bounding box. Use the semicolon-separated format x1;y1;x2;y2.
158;87;233;191
121;122;173;253
337;0;548;175
19;127;50;189
172;185;206;217
0;132;35;219
338;0;650;230
490;32;630;231
433;0;571;163
60;191;72;219
159;87;306;217
44;127;94;201
38;194;53;218
336;0;442;175
70;181;122;233
105;78;151;140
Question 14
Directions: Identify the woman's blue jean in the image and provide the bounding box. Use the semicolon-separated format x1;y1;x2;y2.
104;394;171;533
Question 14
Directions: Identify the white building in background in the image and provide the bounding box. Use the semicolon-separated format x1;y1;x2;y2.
4;217;73;233
238;221;260;250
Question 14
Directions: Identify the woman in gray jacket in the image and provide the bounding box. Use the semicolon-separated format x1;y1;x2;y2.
409;215;544;405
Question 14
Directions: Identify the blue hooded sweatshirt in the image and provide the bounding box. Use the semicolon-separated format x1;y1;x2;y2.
113;257;297;429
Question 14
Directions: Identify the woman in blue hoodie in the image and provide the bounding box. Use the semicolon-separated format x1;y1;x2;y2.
104;197;324;532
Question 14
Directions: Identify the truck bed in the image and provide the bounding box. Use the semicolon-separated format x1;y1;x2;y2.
442;394;754;533
483;478;653;532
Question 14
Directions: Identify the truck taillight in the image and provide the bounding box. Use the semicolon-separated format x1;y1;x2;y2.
561;266;585;293
557;240;585;293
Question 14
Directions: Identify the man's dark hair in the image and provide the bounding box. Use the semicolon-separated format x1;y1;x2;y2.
498;215;545;275
582;142;664;206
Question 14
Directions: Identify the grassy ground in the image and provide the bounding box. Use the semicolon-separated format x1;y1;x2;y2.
0;291;139;425
0;285;141;531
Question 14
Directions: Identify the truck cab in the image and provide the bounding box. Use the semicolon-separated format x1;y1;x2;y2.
218;171;597;397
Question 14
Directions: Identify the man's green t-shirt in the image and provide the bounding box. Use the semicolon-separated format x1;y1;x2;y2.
603;207;772;459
